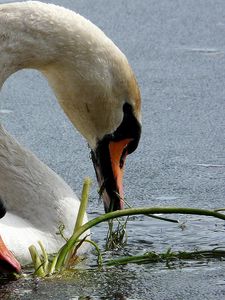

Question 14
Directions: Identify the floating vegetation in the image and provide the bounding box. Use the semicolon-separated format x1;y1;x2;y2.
106;248;225;267
105;218;128;251
23;178;225;277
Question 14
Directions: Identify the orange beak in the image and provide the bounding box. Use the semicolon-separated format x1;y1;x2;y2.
108;138;133;209
91;137;133;212
0;236;21;274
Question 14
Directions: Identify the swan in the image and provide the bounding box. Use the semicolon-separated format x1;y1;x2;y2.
0;1;141;273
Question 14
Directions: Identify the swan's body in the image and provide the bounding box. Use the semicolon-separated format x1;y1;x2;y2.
0;1;141;272
0;124;87;265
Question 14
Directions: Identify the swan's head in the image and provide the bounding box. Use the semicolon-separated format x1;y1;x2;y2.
91;99;141;212
48;55;141;212
87;64;141;212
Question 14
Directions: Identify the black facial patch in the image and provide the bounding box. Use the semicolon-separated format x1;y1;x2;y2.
0;197;6;219
91;135;118;211
99;103;141;153
114;102;141;153
91;102;141;212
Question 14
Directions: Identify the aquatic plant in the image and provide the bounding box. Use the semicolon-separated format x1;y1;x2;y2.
26;178;225;277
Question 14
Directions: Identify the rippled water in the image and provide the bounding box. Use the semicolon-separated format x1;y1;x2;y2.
1;213;225;299
1;0;225;298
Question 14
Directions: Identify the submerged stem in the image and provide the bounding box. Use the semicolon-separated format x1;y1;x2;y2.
106;248;225;266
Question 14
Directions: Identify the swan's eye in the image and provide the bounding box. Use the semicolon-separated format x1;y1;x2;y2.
119;145;128;169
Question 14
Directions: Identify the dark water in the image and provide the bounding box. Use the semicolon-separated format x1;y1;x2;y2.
1;0;225;299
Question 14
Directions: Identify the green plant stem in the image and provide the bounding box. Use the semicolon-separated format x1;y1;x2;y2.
81;239;103;266
48;254;59;275
65;178;91;267
74;178;91;233
106;249;225;266
123;198;178;223
38;241;48;272
29;245;46;277
55;206;225;271
214;208;225;212
145;214;178;223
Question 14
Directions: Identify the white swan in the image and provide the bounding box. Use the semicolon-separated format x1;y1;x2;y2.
0;1;141;273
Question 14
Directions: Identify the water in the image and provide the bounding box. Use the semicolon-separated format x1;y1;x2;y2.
1;215;225;299
1;0;225;298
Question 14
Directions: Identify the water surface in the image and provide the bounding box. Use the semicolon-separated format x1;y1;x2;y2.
1;0;225;299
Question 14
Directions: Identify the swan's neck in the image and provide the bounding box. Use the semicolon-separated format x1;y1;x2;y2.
0;2;133;148
0;3;57;86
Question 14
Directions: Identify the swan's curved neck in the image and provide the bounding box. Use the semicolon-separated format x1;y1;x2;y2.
0;3;57;86
0;25;42;88
0;2;133;148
